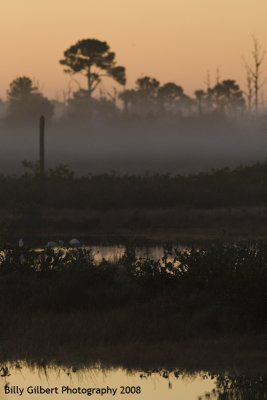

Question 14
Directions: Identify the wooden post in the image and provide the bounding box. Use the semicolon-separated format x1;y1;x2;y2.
39;115;45;176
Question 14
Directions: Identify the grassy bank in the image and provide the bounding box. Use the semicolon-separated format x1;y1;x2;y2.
1;160;267;240
1;330;267;375
2;206;267;243
2;160;267;211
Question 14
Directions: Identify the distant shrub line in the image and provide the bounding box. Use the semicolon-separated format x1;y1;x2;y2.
1;160;267;209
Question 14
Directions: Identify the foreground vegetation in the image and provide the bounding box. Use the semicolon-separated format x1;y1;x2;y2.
2;241;267;328
0;242;267;365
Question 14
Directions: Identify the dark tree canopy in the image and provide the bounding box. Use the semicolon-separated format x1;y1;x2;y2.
208;79;246;114
60;39;126;97
119;77;192;116
158;82;184;102
8;77;36;99
135;76;160;98
158;82;185;114
7;76;54;121
134;77;160;115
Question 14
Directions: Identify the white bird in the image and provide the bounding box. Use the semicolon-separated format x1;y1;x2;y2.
19;238;24;248
69;238;81;247
46;241;57;248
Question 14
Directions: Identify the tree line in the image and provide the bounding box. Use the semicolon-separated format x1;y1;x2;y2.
0;37;265;122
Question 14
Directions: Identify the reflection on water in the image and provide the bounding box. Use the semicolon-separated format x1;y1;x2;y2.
91;245;125;264
0;363;215;400
91;245;184;264
1;364;267;399
29;244;186;264
198;375;267;400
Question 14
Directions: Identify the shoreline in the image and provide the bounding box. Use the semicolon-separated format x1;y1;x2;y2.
3;206;267;244
1;335;267;375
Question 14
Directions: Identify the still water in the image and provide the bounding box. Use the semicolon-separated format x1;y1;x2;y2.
88;245;184;264
2;364;267;399
0;364;215;400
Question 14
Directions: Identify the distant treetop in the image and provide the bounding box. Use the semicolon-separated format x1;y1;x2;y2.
6;76;54;122
60;38;126;98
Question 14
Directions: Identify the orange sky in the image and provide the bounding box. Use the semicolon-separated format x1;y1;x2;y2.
0;0;267;100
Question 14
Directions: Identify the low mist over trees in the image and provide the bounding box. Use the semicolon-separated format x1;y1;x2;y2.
118;76;245;118
193;80;246;116
119;77;194;117
0;37;266;179
67;89;118;120
0;36;265;124
6;76;54;122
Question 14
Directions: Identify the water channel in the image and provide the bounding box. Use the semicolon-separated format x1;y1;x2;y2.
1;363;267;399
0;363;216;400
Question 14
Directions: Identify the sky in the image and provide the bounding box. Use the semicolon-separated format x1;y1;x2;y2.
0;0;267;101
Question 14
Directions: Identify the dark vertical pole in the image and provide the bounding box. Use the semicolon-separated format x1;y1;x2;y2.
39;115;45;177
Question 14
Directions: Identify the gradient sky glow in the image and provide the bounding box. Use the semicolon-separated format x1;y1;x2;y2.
1;0;267;100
